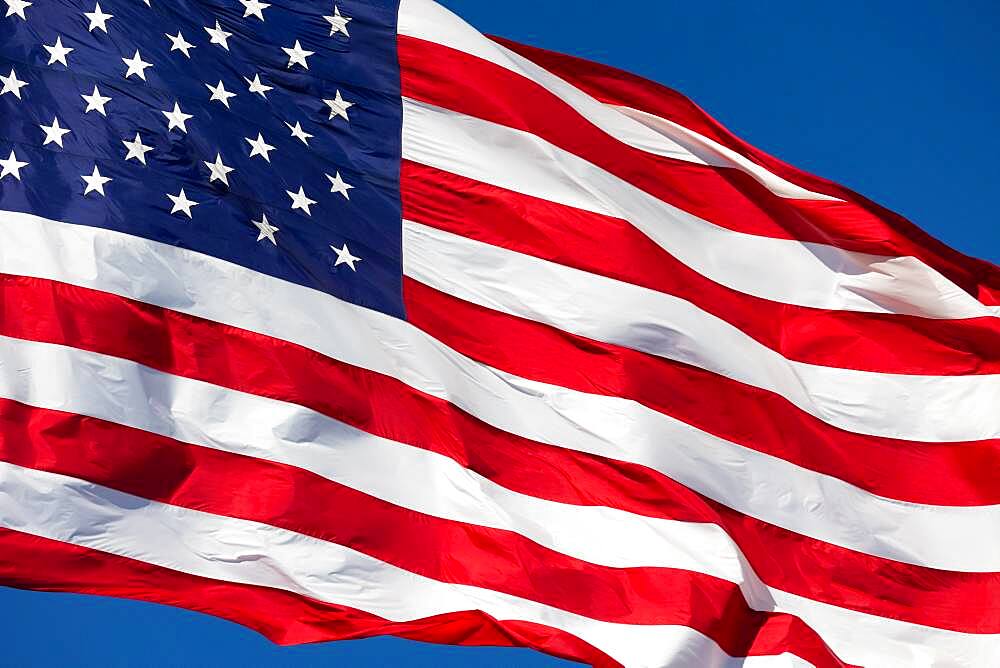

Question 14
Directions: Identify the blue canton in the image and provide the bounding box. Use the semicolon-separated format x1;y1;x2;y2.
0;0;405;318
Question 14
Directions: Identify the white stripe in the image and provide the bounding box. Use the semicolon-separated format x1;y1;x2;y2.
399;0;999;319
403;220;1000;442
605;103;840;200
770;589;1000;668
1;214;996;664
400;96;996;321
0;332;749;584
0;335;992;667
0;461;795;668
487;365;1000;572
397;0;838;202
2;212;998;576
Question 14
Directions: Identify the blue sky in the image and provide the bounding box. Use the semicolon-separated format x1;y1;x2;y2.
5;1;998;666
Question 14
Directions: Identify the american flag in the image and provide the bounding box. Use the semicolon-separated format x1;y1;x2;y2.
1;0;998;666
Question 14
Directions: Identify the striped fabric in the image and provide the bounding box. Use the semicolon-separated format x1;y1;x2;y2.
2;1;999;666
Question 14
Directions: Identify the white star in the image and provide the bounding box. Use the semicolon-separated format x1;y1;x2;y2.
81;164;112;196
81;84;111;116
0;150;28;181
0;68;27;99
238;0;269;20
205;80;236;108
203;153;234;186
323;90;353;122
286;186;316;216
204;20;232;51
282;40;314;70
40;116;71;147
325;171;354;199
162;102;193;133
122;50;153;80
252;213;279;245
122;132;153;165
167;188;198;218
83;2;113;33
284;120;313;145
331;243;361;271
244;74;272;98
245;132;275;162
165;31;195;58
3;0;31;20
324;5;351;37
43;36;74;67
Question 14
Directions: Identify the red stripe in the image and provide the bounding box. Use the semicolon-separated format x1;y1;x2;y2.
0;529;617;667
403;281;1000;634
490;35;1000;307
0;398;848;667
401;267;1000;508
0;273;995;633
403;160;1000;377
401;36;861;249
